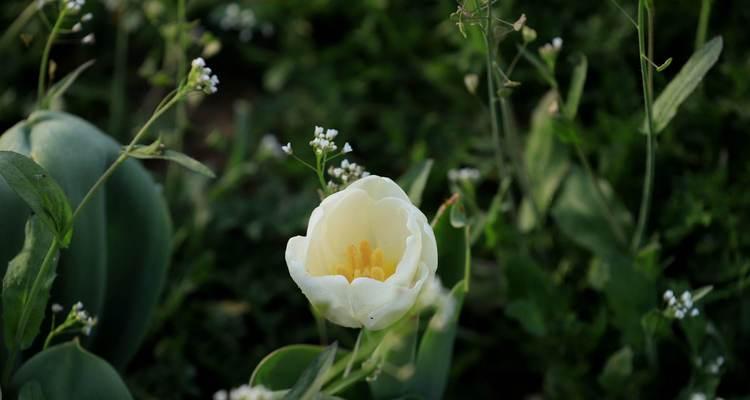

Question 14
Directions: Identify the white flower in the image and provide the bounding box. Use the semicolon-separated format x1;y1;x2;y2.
81;33;95;44
188;58;219;94
325;129;339;139
81;12;93;22
343;142;353;153
51;303;63;313
552;36;563;50
72;23;82;32
286;176;438;330
448;167;480;183
662;290;674;301
281;142;293;155
214;391;228;400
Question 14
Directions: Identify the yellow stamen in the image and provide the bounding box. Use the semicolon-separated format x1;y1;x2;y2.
331;240;396;282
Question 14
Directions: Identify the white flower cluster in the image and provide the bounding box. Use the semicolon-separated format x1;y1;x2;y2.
65;0;85;12
327;159;369;191
698;355;725;375
213;384;273;400
448;167;480;183
663;290;700;319
188;57;219;94
309;126;343;154
72;301;98;335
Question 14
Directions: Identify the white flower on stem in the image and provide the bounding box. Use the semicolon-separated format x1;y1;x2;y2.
72;22;82;32
51;303;64;313
552;36;563;50
214;384;273;400
663;289;700;320
286;176;438;330
281;142;293;155
327;158;368;188
81;33;95;44
65;0;85;12
81;12;93;22
343;142;353;154
448;167;480;183
188;57;219;94
309;126;338;153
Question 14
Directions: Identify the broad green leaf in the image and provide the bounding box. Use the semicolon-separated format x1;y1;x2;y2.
3;217;59;351
431;199;470;289
251;345;331;390
564;54;587;120
598;347;633;392
411;281;466;400
551;167;630;260
19;381;46;400
126;142;216;178
12;341;133;400
0;151;73;246
43;60;96;108
644;36;723;133
285;342;338;400
397;159;433;207
518;91;570;232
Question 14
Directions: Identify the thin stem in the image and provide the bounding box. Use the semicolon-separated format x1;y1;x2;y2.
325;362;376;396
344;329;363;377
0;0;39;49
695;0;712;50
71;93;183;222
109;5;129;140
2;238;60;386
607;0;638;29
166;0;189;198
506;43;526;77
37;7;67;108
631;0;656;251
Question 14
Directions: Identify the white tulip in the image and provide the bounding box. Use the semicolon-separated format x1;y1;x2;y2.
286;175;438;330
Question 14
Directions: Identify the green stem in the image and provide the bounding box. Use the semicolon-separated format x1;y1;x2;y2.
37;7;67;109
0;0;39;49
71;93;183;222
695;0;712;50
325;362;376;395
2;238;60;386
322;330;383;385
631;0;656;251
109;6;129;140
166;0;189;199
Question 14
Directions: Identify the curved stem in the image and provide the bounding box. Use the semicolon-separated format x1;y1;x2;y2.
0;0;39;49
631;0;656;251
37;7;67;109
71;93;183;223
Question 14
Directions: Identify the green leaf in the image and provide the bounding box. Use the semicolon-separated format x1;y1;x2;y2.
3;217;59;351
552;167;630;260
598;347;633;392
397;159;433;207
432;199;470;289
251;345;331;390
126;141;216;178
285;342;338;400
19;381;46;400
563;54;587;120
411;281;467;400
644;36;723;133
42;60;96;108
12;341;133;400
369;316;420;399
505;300;547;337
518;91;570;232
0;151;73;246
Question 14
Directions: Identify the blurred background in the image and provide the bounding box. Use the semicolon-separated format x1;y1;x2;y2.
1;0;749;398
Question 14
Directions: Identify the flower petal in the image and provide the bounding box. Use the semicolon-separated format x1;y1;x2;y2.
348;175;410;202
286;236;359;328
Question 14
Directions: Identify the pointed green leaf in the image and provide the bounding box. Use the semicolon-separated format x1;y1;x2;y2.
563;54;587;120
126;143;216;178
397;159;433;207
644;36;723;133
12;341;133;400
43;60;96;108
432;200;470;289
285;342;338;400
369;316;420;399
598;347;633;392
0;151;73;246
3;217;59;351
251;345;332;390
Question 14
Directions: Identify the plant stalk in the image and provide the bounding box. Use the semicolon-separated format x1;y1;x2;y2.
37;8;67;109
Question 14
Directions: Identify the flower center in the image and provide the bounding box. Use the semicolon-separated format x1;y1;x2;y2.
333;240;396;282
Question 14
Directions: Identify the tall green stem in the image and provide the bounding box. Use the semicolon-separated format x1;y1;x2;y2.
71;93;183;222
631;0;656;251
695;0;712;50
37;8;67;108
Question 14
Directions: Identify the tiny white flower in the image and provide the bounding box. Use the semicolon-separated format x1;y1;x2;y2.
281;142;293;155
73;301;84;311
72;22;82;32
690;308;700;317
690;394;707;400
325;129;339;139
552;36;563;50
343;142;353;153
81;33;95;44
662;290;674;301
675;309;685;319
191;57;206;68
314;126;324;136
51;303;63;313
81;12;93;22
286;176;437;330
213;390;228;400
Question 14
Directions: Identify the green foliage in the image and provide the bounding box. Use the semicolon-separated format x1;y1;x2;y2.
251;345;333;390
0;151;72;246
0;111;172;369
128;140;217;178
12;341;133;400
2;217;58;351
285;342;337;400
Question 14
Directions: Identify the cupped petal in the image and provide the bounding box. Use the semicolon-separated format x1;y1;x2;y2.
417;212;438;274
348;175;410;203
349;260;432;330
286;236;359;328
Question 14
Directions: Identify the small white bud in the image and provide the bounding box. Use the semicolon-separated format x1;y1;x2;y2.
281;143;292;155
72;23;82;32
81;13;93;22
81;33;95;44
51;303;63;313
343;142;353;153
191;57;206;68
314;126;324;136
663;290;674;301
690;308;700;317
552;37;563;50
325;129;339;139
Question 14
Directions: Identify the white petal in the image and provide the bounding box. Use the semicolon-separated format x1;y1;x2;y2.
286;236;359;328
348;175;410;203
350;261;431;330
